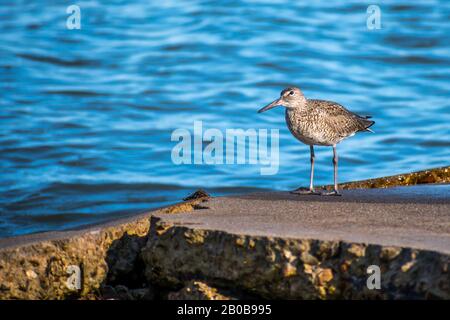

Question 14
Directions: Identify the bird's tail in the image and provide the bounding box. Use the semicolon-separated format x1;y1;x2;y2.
363;119;375;133
357;115;375;133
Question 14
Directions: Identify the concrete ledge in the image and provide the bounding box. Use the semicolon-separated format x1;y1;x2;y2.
0;166;449;299
148;184;450;254
142;184;450;299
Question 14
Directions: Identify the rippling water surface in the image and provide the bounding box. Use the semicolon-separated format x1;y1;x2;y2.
1;0;450;237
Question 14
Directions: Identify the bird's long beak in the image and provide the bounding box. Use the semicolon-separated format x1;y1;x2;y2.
257;98;284;113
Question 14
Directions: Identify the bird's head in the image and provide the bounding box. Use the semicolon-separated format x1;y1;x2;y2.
258;87;306;113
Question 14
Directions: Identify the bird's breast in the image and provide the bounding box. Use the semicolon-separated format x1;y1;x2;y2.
284;109;334;146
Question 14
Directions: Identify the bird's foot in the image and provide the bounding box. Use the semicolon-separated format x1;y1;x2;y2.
290;187;321;195
321;190;342;196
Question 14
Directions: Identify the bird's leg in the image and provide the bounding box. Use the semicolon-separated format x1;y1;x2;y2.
322;145;341;196
291;145;320;195
309;145;315;191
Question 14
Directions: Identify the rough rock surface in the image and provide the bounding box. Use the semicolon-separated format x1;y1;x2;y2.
326;165;450;190
143;218;449;299
0;220;148;299
168;280;236;300
100;284;154;300
0;195;208;299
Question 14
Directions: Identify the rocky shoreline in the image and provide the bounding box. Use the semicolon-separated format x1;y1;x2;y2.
0;166;449;300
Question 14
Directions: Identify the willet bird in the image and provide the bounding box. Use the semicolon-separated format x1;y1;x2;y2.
258;87;374;196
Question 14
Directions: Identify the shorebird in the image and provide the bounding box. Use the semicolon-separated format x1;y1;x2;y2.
258;87;374;196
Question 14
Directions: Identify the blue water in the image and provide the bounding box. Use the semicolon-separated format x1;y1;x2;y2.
1;1;449;237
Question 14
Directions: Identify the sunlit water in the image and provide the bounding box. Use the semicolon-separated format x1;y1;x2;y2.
1;0;449;237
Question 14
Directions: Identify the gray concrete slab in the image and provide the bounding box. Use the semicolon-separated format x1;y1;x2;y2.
153;184;450;254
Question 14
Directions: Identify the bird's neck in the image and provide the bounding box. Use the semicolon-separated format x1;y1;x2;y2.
286;98;308;113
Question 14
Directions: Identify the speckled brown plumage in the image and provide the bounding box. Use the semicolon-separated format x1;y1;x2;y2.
286;99;374;146
258;86;375;195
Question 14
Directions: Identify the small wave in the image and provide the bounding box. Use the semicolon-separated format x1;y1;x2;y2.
389;5;423;12
43;90;106;97
384;35;440;49
360;55;448;65
11;213;97;224
17;53;100;68
419;140;450;147
41;181;185;194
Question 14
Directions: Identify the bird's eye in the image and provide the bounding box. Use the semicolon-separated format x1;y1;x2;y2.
289;91;295;96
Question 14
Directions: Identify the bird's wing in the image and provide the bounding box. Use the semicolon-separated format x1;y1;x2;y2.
309;100;374;137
